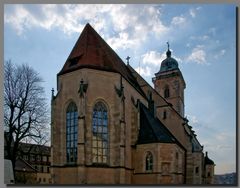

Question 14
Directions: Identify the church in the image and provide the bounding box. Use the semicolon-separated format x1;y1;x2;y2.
50;23;215;184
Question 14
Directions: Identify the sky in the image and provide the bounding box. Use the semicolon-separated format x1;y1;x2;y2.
4;4;236;175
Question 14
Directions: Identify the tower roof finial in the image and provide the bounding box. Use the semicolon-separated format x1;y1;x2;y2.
166;41;171;58
126;56;130;65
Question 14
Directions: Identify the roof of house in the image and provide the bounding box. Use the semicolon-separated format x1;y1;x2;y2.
137;103;180;145
15;158;36;172
18;142;50;156
58;23;145;97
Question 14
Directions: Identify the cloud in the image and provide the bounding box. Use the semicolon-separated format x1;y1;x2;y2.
171;16;186;26
214;49;226;59
142;51;166;66
134;66;152;77
187;114;199;125
189;7;201;18
106;32;140;50
189;9;196;18
4;4;169;50
106;5;169;49
190;35;209;41
141;50;182;67
4;4;87;35
208;27;216;36
215;132;233;142
187;45;207;64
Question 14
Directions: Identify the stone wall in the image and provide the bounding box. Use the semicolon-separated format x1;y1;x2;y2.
132;143;185;184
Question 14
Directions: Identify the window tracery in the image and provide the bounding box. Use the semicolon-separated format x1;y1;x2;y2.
92;101;108;164
66;102;78;163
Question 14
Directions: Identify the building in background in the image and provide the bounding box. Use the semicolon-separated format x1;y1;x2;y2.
51;23;215;184
4;138;52;184
17;143;52;184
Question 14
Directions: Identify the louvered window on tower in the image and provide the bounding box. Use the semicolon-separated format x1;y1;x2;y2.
164;86;170;98
163;110;167;119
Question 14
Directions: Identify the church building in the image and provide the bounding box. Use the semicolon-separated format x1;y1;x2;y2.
50;23;215;184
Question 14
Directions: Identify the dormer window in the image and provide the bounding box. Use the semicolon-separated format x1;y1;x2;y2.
69;54;83;67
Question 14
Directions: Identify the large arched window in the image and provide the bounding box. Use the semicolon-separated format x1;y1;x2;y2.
92;101;108;164
146;152;153;172
66;102;78;163
164;85;170;98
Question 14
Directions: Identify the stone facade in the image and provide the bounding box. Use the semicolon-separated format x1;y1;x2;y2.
51;23;215;184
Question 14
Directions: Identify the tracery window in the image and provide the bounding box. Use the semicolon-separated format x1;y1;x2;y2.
66;102;78;163
164;86;170;98
92;101;108;164
146;152;153;172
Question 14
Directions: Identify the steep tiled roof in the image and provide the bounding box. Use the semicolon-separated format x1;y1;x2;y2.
137;103;178;144
58;23;145;97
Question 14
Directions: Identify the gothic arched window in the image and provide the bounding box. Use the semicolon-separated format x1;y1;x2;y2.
164;86;170;98
92;101;108;164
66;102;78;163
146;152;153;172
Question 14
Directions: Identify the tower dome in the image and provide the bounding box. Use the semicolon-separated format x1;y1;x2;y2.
159;43;179;73
205;152;215;165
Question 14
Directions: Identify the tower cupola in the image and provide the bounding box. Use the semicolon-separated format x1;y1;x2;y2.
158;42;179;73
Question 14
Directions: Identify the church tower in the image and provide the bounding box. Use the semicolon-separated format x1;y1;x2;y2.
152;43;186;117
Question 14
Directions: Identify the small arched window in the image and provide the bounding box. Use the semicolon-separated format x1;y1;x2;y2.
92;101;108;164
163;110;167;119
164;86;170;98
146;152;153;172
66;102;78;163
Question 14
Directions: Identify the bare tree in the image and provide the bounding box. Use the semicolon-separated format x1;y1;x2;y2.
4;60;49;172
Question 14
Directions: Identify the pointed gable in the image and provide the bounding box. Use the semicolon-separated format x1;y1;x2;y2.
58;23;144;96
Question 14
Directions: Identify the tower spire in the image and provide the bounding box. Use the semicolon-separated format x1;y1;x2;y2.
166;41;171;58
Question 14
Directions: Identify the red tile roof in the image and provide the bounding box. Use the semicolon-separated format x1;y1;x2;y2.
58;23;145;97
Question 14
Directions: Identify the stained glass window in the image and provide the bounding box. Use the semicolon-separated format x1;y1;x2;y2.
66;102;78;163
92;102;108;164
